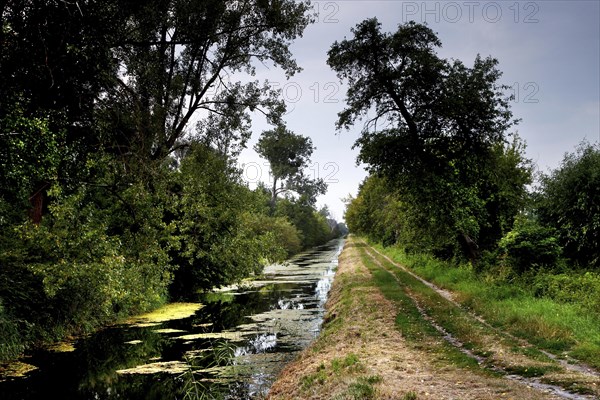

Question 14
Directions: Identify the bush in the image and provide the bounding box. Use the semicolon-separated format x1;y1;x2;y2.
275;199;332;249
244;213;302;258
498;218;562;273
0;167;174;356
533;271;600;313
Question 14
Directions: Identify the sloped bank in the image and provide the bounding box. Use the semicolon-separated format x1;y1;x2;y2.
267;237;564;400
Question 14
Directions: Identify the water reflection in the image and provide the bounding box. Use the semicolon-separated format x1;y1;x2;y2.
276;298;304;310
0;239;344;400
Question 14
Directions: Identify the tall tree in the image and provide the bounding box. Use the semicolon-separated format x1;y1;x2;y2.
328;18;525;259
1;0;124;220
0;0;119;129
1;0;313;221
254;125;326;210
1;0;314;163
537;142;600;269
102;0;312;163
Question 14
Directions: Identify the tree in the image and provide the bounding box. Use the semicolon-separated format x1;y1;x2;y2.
498;216;562;274
275;198;331;248
2;0;313;221
328;18;525;259
478;136;533;249
0;0;317;359
0;104;68;224
244;213;303;257
102;0;312;163
327;19;513;155
255;125;326;210
537;142;600;269
1;1;126;221
1;1;119;132
169;143;285;296
344;175;414;247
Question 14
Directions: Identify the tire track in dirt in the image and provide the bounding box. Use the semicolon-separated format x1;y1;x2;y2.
365;242;600;379
360;242;598;399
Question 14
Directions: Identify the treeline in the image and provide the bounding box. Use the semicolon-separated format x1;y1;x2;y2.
332;20;599;306
0;0;342;361
346;142;600;272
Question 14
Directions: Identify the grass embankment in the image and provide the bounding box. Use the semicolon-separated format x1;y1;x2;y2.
268;237;584;399
371;242;600;370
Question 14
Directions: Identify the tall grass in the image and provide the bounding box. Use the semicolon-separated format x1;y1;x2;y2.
0;301;24;361
372;243;600;369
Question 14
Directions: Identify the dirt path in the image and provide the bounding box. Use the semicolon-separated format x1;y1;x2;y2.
267;238;593;400
360;244;598;399
365;242;600;381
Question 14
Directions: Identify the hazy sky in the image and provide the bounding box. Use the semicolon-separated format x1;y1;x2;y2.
238;0;600;222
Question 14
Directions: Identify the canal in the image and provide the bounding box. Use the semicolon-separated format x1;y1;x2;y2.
0;238;344;399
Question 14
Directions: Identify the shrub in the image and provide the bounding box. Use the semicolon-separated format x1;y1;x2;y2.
533;271;600;313
498;218;562;273
244;213;302;258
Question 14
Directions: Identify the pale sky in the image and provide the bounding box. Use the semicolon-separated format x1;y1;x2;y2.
238;0;600;222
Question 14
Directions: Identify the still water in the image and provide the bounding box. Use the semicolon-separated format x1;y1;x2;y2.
0;239;344;399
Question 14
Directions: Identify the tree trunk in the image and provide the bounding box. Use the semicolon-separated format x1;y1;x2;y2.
29;182;48;225
269;177;278;215
458;232;479;265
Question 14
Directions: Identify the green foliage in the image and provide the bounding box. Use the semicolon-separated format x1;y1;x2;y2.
27;182;169;310
331;353;362;373
537;142;600;269
0;166;175;359
101;0;312;161
255;125;327;209
170;144;281;296
344;175;409;247
301;364;328;390
0;299;23;360
532;271;600;313
0;104;67;215
276;199;333;249
498;217;562;273
330;19;530;259
0;0;321;364
478;138;534;249
346;137;532;258
1;1;119;126
344;376;380;400
244;213;303;258
255;126;315;186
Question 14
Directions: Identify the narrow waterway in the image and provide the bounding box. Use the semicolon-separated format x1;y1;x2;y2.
0;238;344;400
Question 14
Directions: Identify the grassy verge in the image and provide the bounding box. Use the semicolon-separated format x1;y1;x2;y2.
371;242;600;370
360;242;600;396
357;250;483;372
300;353;382;398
